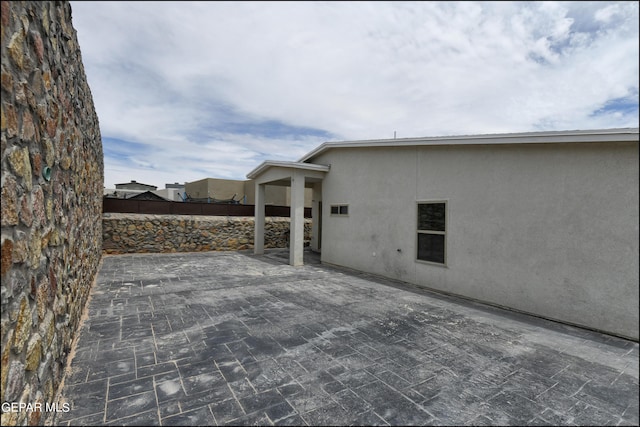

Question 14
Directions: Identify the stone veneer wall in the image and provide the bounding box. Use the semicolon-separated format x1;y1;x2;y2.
1;2;103;425
103;213;311;254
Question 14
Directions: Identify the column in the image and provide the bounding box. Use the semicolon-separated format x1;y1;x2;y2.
289;170;305;266
254;182;265;255
311;182;322;252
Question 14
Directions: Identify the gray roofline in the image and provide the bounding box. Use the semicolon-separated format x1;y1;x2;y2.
114;181;158;189
299;127;639;162
246;160;330;180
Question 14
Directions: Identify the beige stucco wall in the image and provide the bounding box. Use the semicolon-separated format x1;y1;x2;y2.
243;181;291;206
185;178;245;200
314;142;639;340
285;186;313;208
186;178;312;207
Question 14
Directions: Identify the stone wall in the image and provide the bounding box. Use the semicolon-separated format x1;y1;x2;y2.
103;213;311;254
1;2;103;425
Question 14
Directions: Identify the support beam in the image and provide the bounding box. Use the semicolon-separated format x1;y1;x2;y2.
254;182;265;255
289;170;305;266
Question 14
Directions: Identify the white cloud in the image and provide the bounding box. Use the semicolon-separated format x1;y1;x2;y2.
70;1;639;189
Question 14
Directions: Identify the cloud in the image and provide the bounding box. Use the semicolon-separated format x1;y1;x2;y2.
69;1;639;189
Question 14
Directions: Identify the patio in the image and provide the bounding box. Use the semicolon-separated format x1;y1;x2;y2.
53;249;639;426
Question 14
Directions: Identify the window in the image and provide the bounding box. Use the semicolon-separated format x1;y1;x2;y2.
417;201;446;264
330;204;349;216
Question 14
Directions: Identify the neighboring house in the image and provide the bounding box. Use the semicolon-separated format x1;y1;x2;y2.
185;177;247;203
103;189;144;199
105;181;180;201
248;127;639;340
156;182;185;201
185;177;312;207
114;180;158;191
128;191;168;201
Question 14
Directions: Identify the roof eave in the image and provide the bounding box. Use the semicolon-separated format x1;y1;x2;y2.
246;160;330;180
299;127;639;163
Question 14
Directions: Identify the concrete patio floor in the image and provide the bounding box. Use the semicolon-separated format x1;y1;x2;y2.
53;249;638;426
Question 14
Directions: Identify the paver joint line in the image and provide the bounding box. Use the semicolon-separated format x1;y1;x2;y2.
53;249;639;426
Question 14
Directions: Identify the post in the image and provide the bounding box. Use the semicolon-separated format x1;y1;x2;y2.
311;182;322;252
254;182;265;255
289;170;305;266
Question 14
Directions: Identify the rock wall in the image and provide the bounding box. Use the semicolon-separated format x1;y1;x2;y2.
103;213;311;254
1;1;103;425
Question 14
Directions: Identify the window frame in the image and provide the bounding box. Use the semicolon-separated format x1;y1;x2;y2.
416;200;448;266
330;204;349;216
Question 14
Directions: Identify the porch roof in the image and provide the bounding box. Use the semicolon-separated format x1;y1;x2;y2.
246;160;330;182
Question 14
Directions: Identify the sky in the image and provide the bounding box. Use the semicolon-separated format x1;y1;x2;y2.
69;1;639;190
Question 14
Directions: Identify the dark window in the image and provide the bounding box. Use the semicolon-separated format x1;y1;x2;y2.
417;202;446;264
331;204;348;216
417;234;445;264
418;203;445;231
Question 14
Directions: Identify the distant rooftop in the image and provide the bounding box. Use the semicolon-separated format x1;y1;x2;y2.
165;182;185;189
114;180;158;190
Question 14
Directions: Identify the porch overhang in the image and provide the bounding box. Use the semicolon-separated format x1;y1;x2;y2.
247;161;329;266
247;161;330;184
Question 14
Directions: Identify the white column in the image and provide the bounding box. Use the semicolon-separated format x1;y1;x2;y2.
289;170;305;266
254;182;265;255
311;182;322;252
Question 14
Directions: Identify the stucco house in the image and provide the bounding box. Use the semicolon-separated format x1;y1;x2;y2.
185;177;312;207
247;127;639;340
114;179;158;191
